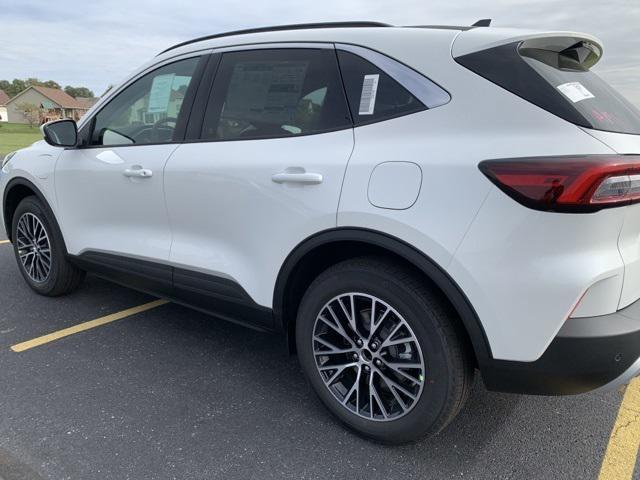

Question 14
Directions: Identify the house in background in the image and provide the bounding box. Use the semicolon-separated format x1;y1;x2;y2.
74;96;99;111
0;89;9;122
4;86;95;124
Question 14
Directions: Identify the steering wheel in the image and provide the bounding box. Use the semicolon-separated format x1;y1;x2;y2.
151;117;178;142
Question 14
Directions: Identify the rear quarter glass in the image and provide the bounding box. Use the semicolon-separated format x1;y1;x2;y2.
456;41;640;135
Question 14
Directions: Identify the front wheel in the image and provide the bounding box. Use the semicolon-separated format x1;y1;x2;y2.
11;196;85;296
296;257;473;443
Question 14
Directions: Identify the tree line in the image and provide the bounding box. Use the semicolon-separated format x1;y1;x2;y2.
0;78;95;99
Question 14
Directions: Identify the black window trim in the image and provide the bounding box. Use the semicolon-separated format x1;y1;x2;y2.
336;43;451;108
73;42;452;149
74;52;210;151
186;43;451;143
334;43;451;129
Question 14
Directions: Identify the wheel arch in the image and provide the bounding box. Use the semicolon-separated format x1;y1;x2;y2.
273;228;493;366
3;177;60;245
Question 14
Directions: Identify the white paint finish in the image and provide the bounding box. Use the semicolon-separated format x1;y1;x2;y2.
339;48;619;361
1;25;637;368
617;204;640;308
582;128;640;154
164;129;354;306
368;162;422;210
0;141;62;233
450;189;626;361
35;153;54;179
338;57;616;269
0;107;7;122
570;275;624;318
451;28;602;57
583;130;640;309
339;110;491;271
54;145;178;261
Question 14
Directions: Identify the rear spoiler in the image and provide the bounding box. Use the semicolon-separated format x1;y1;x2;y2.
452;28;604;68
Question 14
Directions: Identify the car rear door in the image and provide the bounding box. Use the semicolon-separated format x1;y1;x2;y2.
55;54;206;266
163;45;354;323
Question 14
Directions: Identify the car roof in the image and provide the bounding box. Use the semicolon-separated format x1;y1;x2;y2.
158;20;480;56
154;21;600;64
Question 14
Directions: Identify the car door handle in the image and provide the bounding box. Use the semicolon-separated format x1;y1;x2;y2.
123;166;153;178
271;171;323;185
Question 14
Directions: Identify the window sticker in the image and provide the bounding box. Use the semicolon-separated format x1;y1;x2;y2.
557;82;595;103
147;74;175;113
358;74;380;115
224;61;309;124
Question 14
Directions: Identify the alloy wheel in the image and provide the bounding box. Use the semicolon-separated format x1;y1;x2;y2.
16;212;52;283
312;293;425;421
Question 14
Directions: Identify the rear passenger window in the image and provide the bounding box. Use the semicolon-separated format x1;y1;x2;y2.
337;50;426;125
201;49;351;141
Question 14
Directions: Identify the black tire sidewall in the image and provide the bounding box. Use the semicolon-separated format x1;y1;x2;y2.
296;264;457;443
12;197;65;295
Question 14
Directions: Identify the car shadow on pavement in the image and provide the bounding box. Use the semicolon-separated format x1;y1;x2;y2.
0;274;611;479
133;300;523;466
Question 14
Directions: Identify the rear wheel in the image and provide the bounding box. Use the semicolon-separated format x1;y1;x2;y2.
296;257;473;443
11;196;85;296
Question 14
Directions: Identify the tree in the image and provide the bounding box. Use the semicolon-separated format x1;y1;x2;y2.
64;86;95;98
15;102;41;127
42;80;62;89
8;79;26;98
0;79;95;99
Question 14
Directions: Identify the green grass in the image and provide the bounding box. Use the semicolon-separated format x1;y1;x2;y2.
0;123;42;159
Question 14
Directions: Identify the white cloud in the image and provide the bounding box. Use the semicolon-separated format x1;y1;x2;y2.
1;0;639;104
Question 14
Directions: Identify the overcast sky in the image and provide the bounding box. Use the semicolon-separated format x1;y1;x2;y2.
1;0;639;105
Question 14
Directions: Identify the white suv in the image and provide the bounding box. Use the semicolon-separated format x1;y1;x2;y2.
3;22;640;443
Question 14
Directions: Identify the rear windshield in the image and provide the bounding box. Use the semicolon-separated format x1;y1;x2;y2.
456;41;640;135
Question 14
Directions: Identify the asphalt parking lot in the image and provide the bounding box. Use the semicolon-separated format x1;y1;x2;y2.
0;227;637;480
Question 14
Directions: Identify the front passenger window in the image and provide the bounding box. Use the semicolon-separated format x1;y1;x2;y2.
90;57;200;146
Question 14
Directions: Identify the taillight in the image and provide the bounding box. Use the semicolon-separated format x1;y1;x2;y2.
479;155;640;213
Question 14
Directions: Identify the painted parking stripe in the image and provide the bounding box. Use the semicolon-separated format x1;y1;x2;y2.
0;240;10;245
599;378;640;480
10;299;169;353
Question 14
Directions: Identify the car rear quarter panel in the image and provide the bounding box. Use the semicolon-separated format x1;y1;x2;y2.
338;37;620;362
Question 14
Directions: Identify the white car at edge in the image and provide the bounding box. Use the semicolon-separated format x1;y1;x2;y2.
2;21;640;443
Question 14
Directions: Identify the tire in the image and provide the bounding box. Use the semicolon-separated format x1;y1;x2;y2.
296;256;473;444
11;196;85;296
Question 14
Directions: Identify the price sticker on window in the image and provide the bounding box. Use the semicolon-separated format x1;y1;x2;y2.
359;74;380;115
557;82;595;103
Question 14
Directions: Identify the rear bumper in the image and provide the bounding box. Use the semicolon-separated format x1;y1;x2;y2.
480;298;640;395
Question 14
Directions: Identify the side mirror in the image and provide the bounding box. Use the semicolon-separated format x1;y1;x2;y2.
41;119;78;147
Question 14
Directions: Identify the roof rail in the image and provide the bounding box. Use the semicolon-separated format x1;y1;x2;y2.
158;21;392;55
472;19;492;27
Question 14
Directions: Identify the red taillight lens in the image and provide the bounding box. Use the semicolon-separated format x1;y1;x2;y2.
479;155;640;212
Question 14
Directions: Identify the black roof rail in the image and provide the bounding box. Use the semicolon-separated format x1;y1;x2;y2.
158;21;393;55
409;25;474;31
472;19;492;27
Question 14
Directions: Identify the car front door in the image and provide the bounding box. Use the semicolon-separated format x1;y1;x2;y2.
164;46;354;324
55;55;205;264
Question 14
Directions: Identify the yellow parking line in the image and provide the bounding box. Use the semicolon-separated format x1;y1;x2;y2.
599;378;640;480
0;240;10;245
10;299;169;353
